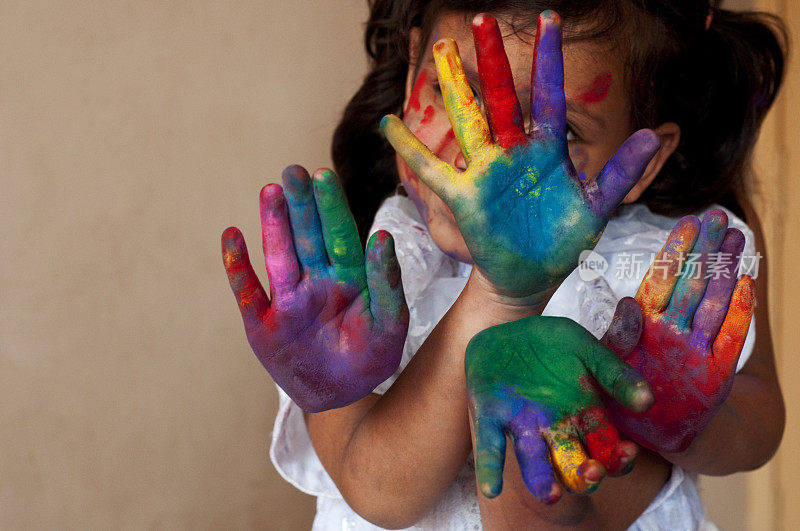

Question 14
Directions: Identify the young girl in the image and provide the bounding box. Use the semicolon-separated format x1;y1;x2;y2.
223;0;786;528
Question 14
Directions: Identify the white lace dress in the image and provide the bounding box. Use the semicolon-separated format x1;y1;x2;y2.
270;195;757;530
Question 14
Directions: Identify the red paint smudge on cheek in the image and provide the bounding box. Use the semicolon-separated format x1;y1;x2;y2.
405;70;427;113
420;105;436;125
579;72;613;104
435;128;456;155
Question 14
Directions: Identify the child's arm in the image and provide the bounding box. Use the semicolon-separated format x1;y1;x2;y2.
660;201;784;475
306;272;548;529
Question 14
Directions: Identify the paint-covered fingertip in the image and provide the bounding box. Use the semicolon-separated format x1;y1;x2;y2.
259;182;284;205
701;208;729;235
379;114;396;132
540;482;563;505
612;442;638;476
673;214;702;235
221;226;243;243
472;12;497;30
432;37;456;55
281;164;310;185
629;381;655;412
722;227;746;253
539;10;562;26
311;167;335;182
479;480;502;499
733;275;756;306
221;227;246;267
366;229;396;261
578;460;606;493
630;128;661;155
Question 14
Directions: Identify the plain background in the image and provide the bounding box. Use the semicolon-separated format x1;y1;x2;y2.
2;0;798;528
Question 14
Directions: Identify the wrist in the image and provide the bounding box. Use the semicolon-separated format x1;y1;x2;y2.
462;269;554;323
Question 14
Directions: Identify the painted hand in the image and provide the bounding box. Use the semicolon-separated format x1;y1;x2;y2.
221;166;409;412
606;210;755;453
381;12;660;300
466;316;653;504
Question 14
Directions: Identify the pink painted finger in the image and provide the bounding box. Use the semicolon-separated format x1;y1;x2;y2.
221;227;270;328
711;276;755;379
530;11;566;140
691;228;745;349
259;183;300;301
636;216;700;315
472;13;526;148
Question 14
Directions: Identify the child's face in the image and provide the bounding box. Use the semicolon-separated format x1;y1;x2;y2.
399;13;640;263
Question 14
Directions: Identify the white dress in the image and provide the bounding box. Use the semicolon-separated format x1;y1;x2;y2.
270;195;757;530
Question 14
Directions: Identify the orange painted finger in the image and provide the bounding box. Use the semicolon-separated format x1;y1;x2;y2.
711;275;755;379
636;216;700;315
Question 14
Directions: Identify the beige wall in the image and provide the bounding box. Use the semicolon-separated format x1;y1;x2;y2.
2;0;797;529
1;0;368;528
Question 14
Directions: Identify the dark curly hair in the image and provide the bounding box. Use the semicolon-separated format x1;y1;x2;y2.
332;0;787;242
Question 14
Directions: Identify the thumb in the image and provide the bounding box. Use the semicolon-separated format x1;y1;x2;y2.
577;327;653;412
601;297;643;358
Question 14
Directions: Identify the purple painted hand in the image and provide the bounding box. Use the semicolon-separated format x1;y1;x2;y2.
603;211;756;453
221;166;409;412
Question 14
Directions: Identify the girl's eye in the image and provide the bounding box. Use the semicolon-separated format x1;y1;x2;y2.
566;126;579;142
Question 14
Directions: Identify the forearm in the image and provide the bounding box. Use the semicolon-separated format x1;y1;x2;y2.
662;366;785;475
307;273;550;528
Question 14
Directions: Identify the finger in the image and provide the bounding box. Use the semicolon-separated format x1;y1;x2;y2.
543;421;605;494
636;216;701;314
365;230;408;325
311;169;366;287
432;38;492;160
221;227;270;328
259;184;300;301
711;275;755;378
665;209;729;329
530;11;566;140
281;164;328;278
587;129;660;217
691;229;746;349
473;414;507;498
381;114;459;203
601;297;642;359
472;13;526;148
579;406;638;476
573;325;654;412
508;405;561;504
